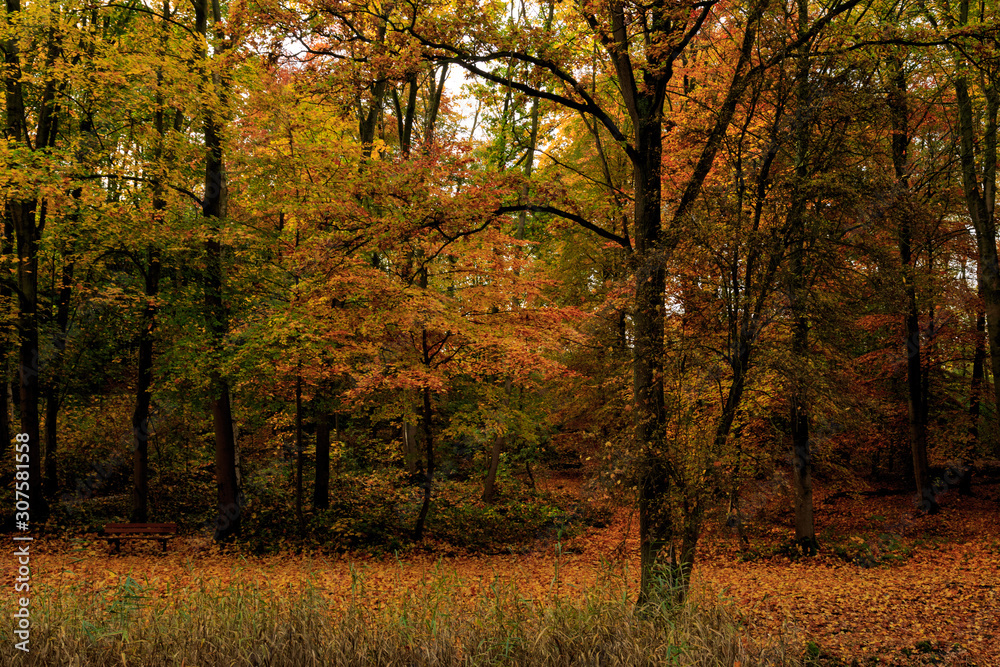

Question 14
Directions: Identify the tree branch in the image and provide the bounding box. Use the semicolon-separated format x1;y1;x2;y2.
497;204;632;250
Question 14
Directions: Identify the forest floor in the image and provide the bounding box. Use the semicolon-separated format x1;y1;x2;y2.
17;468;1000;666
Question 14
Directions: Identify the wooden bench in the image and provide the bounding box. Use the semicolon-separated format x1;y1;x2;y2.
102;523;178;553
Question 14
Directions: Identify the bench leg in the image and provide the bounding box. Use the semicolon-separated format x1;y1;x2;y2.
109;539;120;554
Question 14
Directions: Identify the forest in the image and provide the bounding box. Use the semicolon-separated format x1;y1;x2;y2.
1;0;999;664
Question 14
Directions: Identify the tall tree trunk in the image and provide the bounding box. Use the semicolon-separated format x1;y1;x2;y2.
634;114;670;601
630;0;768;603
890;56;937;514
131;35;173;522
4;0;55;521
131;246;159;522
788;0;817;552
314;410;330;509
295;372;303;533
197;0;241;541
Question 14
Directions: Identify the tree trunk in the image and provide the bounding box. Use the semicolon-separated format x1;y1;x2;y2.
211;383;240;540
633;114;669;602
422;64;448;147
12;204;43;521
413;380;435;541
789;0;818;551
4;0;51;521
131;39;172;522
131;247;159;522
197;0;241;541
314;411;330;509
969;277;985;446
789;318;817;547
359;78;388;150
631;0;769;603
0;371;7;465
890;58;936;513
295;372;303;533
481;433;504;503
402;419;419;475
391;73;417;157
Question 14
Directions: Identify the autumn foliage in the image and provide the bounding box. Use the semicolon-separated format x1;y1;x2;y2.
2;0;1000;664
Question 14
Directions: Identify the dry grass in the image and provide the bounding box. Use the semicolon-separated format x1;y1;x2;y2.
0;564;804;666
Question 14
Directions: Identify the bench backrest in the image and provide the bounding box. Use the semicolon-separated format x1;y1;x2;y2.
104;523;178;535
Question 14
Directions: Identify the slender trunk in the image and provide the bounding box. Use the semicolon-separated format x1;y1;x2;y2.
891;58;936;513
0;371;7;464
422;65;448;147
727;478;750;550
314;410;330;509
524;460;536;490
680;344;755;578
922;280;934;425
43;390;58;496
789;0;818;550
402;420;418;475
413;378;435;541
197;0;241;541
789;305;816;546
295;372;303;533
132;247;159;522
969;275;985;445
516;1;553;237
132;36;171;522
392;74;417;157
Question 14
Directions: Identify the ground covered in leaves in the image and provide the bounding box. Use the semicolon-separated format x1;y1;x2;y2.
10;471;1000;666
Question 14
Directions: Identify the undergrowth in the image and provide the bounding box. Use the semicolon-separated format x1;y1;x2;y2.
0;562;806;666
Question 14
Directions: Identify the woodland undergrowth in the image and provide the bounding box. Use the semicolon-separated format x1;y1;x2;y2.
0;565;804;666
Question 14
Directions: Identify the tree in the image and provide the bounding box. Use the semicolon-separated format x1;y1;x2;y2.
195;0;242;541
376;0;865;598
929;0;999;450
